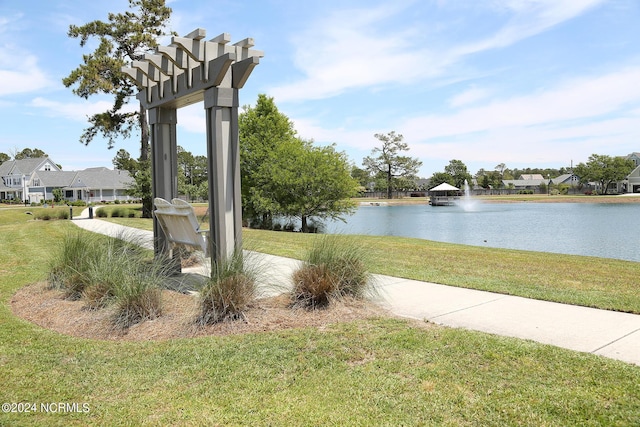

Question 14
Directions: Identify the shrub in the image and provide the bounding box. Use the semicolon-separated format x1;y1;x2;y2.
291;235;372;308
34;208;69;221
96;208;108;218
110;207;126;218
196;250;257;325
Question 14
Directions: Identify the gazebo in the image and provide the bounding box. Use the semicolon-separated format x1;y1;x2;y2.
428;182;461;206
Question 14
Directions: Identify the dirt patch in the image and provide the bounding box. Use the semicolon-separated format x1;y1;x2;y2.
11;282;393;342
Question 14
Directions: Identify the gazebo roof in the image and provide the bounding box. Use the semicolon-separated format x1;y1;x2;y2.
429;182;460;192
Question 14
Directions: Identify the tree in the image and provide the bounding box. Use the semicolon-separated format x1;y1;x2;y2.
112;149;138;172
495;163;506;177
429;172;454;188
239;94;297;226
126;160;152;203
0;153;9;165
444;159;473;189
574;154;635;195
487;171;504;189
350;165;371;189
52;188;64;203
63;0;174;217
240;95;357;232
270;141;357;232
362;131;422;199
14;148;47;159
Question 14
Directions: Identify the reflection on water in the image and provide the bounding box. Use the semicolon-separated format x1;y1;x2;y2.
325;202;640;262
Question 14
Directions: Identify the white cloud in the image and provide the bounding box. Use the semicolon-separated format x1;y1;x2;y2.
448;86;492;108
269;4;449;102
402;66;640;141
270;0;606;103
292;117;374;151
455;0;606;55
0;49;51;96
30;97;133;121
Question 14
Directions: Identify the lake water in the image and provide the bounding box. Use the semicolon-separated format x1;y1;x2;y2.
324;202;640;262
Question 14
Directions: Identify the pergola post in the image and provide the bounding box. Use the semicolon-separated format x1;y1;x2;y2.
149;107;179;270
204;87;243;264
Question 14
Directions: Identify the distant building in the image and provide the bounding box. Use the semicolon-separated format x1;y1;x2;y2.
0;157;134;203
622;152;640;193
502;173;581;192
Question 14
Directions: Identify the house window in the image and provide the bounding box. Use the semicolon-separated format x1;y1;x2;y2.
44;164;51;171
33;179;40;186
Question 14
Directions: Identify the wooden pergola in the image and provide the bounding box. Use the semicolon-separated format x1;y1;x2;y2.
122;29;263;272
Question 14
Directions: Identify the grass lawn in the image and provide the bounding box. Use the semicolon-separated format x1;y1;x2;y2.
2;207;639;425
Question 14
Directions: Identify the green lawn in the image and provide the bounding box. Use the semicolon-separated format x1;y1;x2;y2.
1;208;639;425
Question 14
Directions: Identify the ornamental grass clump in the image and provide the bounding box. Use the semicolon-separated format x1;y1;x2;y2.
48;231;169;328
100;234;169;328
48;232;100;299
81;236;148;309
111;270;164;329
196;250;258;325
292;235;372;308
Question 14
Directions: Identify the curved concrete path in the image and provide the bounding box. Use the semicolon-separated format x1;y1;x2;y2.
71;208;640;366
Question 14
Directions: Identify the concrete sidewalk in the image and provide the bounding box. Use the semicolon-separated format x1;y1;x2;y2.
70;209;640;366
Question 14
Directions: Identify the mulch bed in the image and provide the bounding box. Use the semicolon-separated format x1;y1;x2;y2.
11;282;391;342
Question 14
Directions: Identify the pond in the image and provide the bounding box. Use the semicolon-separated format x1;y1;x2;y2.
323;202;640;262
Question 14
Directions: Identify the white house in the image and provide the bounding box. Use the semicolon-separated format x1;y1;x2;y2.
0;157;135;203
621;152;640;193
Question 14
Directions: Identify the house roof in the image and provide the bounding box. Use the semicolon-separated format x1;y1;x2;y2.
75;168;134;188
32;171;77;187
519;174;544;180
429;182;460;192
552;174;576;184
503;179;545;187
0;158;58;176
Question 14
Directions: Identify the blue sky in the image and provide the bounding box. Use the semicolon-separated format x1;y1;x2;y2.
1;0;639;177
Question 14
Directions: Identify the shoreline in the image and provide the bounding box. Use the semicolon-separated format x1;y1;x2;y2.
356;194;640;205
